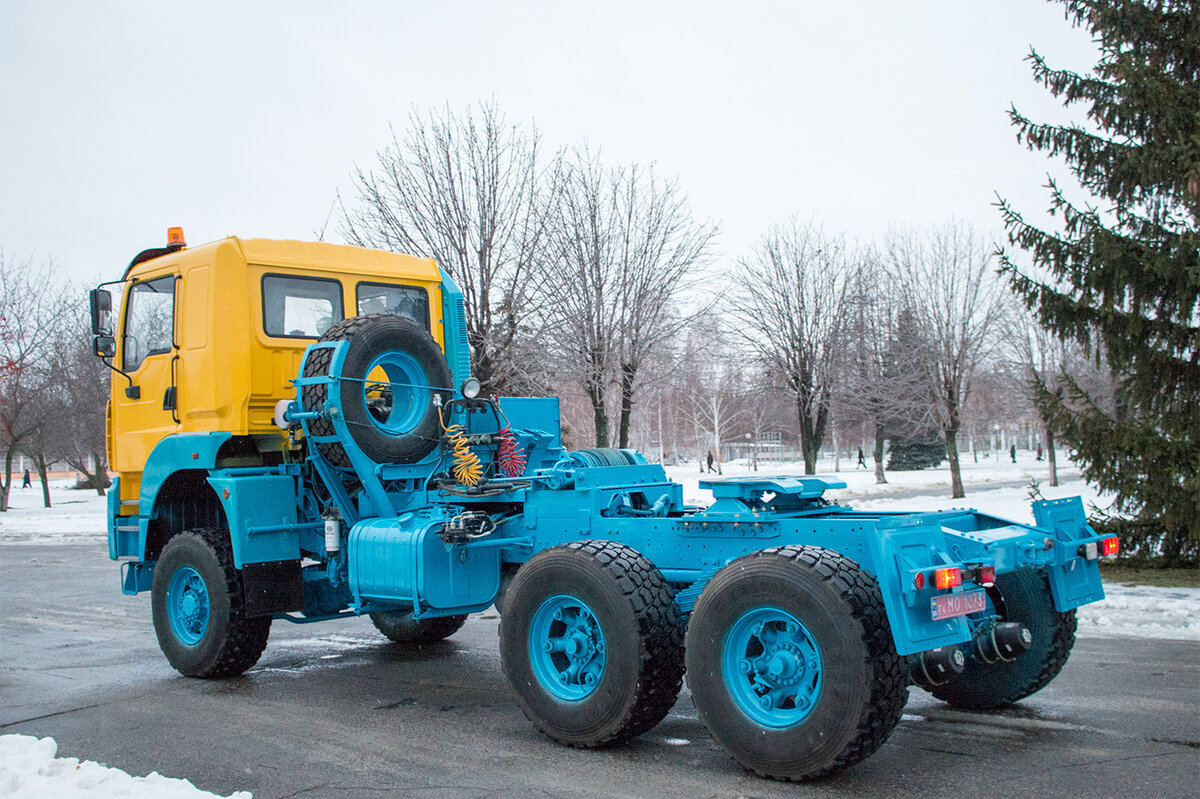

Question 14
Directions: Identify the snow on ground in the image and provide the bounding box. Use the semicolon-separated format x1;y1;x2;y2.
0;735;249;799
0;480;107;544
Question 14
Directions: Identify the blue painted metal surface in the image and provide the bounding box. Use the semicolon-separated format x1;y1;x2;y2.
207;470;301;568
1034;497;1106;611
528;595;607;701
438;268;471;390
108;291;1112;663
139;432;232;517
347;512;500;611
167;565;210;645
722;607;822;727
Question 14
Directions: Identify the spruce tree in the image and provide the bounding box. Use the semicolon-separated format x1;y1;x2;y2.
997;0;1199;565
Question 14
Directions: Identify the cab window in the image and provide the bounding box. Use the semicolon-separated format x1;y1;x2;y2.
356;282;430;329
262;275;343;338
123;276;175;371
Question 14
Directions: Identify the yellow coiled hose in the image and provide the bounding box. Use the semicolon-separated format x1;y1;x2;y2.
441;418;483;487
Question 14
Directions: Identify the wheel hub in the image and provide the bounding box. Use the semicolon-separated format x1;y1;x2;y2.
723;607;823;728
166;566;210;647
530;595;607;701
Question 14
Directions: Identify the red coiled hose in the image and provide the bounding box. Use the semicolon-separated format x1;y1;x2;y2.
495;422;527;477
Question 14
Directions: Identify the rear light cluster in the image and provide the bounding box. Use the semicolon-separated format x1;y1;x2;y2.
915;565;995;590
934;567;962;590
1078;536;1120;560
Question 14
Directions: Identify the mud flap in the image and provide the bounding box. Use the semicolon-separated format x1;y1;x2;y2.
1034;497;1105;611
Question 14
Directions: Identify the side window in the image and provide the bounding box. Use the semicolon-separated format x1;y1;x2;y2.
356;283;430;330
262;275;343;338
123;276;176;371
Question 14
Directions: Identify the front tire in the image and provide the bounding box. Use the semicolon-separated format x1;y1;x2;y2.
369;610;467;644
499;542;685;747
685;546;907;781
151;530;271;678
928;570;1077;709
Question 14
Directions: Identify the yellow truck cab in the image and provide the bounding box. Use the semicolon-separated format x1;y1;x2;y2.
90;229;471;567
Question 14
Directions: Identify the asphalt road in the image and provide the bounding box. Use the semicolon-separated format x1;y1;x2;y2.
2;542;1197;799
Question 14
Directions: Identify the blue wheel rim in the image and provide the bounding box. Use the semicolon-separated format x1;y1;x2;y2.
363;352;428;435
528;595;606;701
167;566;210;646
723;607;822;727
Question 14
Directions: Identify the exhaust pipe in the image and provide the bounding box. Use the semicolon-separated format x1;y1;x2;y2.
911;646;966;689
974;622;1033;663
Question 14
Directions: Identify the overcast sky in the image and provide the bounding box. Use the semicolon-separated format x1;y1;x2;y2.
0;1;1100;286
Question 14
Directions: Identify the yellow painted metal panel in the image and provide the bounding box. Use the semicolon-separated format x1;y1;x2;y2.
111;235;446;496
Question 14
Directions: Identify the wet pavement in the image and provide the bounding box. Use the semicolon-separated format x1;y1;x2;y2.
2;542;1197;798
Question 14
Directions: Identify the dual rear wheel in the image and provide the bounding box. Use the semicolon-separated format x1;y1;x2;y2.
498;542;907;780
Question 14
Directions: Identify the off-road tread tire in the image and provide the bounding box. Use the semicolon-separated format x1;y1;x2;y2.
499;541;686;748
151;529;271;679
301;340;349;467
928;570;1077;709
301;314;450;467
686;545;908;781
369;610;468;644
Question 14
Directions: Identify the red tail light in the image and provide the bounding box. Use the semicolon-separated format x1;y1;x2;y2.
914;571;926;590
935;567;962;590
978;566;996;586
1101;537;1120;556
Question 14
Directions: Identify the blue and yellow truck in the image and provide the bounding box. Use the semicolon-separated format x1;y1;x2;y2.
90;230;1118;780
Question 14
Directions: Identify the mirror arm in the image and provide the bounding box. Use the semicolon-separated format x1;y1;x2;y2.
100;357;138;395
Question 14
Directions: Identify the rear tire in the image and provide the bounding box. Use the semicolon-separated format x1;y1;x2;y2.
685;546;907;781
151;530;271;678
928;570;1077;709
369;610;467;644
499;542;685;747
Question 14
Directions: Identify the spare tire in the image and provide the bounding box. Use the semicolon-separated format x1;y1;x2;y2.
302;314;452;466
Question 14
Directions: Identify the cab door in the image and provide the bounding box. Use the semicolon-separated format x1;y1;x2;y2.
110;274;181;474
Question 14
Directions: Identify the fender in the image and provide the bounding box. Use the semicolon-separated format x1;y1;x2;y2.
139;431;233;517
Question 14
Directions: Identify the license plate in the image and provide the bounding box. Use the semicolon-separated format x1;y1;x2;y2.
931;589;987;621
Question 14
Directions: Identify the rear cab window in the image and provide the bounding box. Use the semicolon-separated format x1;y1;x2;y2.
356;282;430;330
262;274;344;338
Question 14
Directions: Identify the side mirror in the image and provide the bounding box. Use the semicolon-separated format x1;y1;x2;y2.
93;335;116;359
89;288;113;337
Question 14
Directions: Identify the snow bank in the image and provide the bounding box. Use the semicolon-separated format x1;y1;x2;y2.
0;735;250;798
1077;584;1200;641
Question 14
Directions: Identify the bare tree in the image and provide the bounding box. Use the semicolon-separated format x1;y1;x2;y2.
837;250;933;484
1;253;71;510
728;219;853;474
543;150;716;447
339;100;562;394
611;165;717;448
542;150;621;445
48;305;111;493
885;223;1007;498
681;318;744;475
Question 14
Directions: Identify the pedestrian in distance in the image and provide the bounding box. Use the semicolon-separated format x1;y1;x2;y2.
857;447;867;469
1010;444;1017;464
1036;443;1044;461
22;468;31;488
706;450;715;473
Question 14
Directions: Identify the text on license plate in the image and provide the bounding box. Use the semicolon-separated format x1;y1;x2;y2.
931;589;987;621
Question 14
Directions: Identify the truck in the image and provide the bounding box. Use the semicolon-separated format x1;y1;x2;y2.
89;229;1119;781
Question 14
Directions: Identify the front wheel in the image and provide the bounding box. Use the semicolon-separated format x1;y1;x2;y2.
151;530;271;678
499;542;685;747
685;546;907;781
